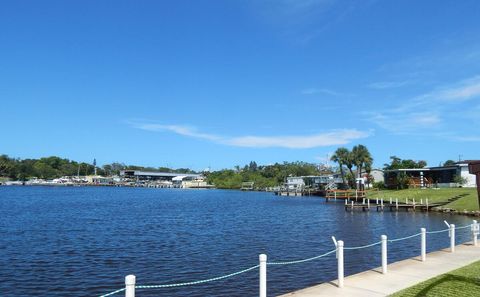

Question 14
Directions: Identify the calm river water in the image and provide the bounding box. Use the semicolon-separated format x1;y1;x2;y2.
0;187;474;296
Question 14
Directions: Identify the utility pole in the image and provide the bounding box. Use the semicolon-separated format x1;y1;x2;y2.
468;161;480;209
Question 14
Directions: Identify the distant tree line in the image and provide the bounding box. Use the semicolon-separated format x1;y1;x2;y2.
205;161;325;189
0;154;197;181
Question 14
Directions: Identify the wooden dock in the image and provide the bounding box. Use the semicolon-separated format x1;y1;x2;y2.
344;199;443;212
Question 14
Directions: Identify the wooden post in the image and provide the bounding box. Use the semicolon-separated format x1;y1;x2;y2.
467;161;480;209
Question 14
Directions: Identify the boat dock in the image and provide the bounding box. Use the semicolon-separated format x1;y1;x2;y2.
343;197;444;212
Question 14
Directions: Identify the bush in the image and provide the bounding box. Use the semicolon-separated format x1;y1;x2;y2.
372;181;385;189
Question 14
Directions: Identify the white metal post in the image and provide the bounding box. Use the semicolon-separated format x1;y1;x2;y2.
337;240;344;288
125;275;136;297
473;220;478;246
450;224;455;253
395;198;398;210
381;235;387;274
421;228;426;262
259;254;267;297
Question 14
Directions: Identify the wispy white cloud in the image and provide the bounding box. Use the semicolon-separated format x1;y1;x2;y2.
367;80;412;89
130;121;371;149
224;129;371;148
436;76;480;102
367;112;441;134
301;88;350;96
130;123;221;141
451;135;480;142
250;0;360;44
365;75;480;136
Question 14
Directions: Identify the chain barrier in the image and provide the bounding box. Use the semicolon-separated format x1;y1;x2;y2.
99;265;258;297
344;240;382;250
388;232;422;243
99;288;126;297
426;228;450;234
267;249;336;265
99;223;473;296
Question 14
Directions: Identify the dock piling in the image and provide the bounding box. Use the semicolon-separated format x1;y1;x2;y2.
446;223;455;253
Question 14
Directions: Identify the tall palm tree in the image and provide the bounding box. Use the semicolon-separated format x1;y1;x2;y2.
352;144;373;179
331;147;350;186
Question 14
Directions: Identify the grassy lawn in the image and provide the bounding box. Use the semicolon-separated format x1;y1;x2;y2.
390;260;480;297
367;188;479;211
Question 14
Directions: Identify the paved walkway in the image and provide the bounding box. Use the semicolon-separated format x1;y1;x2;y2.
278;243;480;297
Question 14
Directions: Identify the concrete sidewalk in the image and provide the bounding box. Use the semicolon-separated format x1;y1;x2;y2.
278;243;480;297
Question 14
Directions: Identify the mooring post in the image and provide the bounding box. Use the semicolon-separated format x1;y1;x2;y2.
426;198;429;211
125;275;136;297
367;198;370;209
395;198;398;211
337;240;344;288
259;254;267;297
473;220;478;246
421;228;426;261
381;235;387;274
351;200;354;212
376;197;378;204
449;223;455;253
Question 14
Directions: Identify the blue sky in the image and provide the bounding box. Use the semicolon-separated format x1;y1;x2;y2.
1;0;480;170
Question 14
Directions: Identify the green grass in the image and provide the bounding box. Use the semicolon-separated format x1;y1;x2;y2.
367;188;479;211
390;260;480;297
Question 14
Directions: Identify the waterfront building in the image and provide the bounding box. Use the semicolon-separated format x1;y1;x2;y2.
384;161;478;188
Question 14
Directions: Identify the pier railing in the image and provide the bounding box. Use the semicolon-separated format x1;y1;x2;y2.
99;220;480;297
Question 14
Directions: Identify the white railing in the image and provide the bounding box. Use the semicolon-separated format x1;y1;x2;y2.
99;220;480;297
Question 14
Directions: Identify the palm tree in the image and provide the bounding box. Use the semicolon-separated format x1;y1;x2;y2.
351;144;373;179
331;147;350;187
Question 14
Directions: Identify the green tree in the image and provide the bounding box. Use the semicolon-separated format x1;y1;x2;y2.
351;144;373;179
443;160;456;167
330;147;349;186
